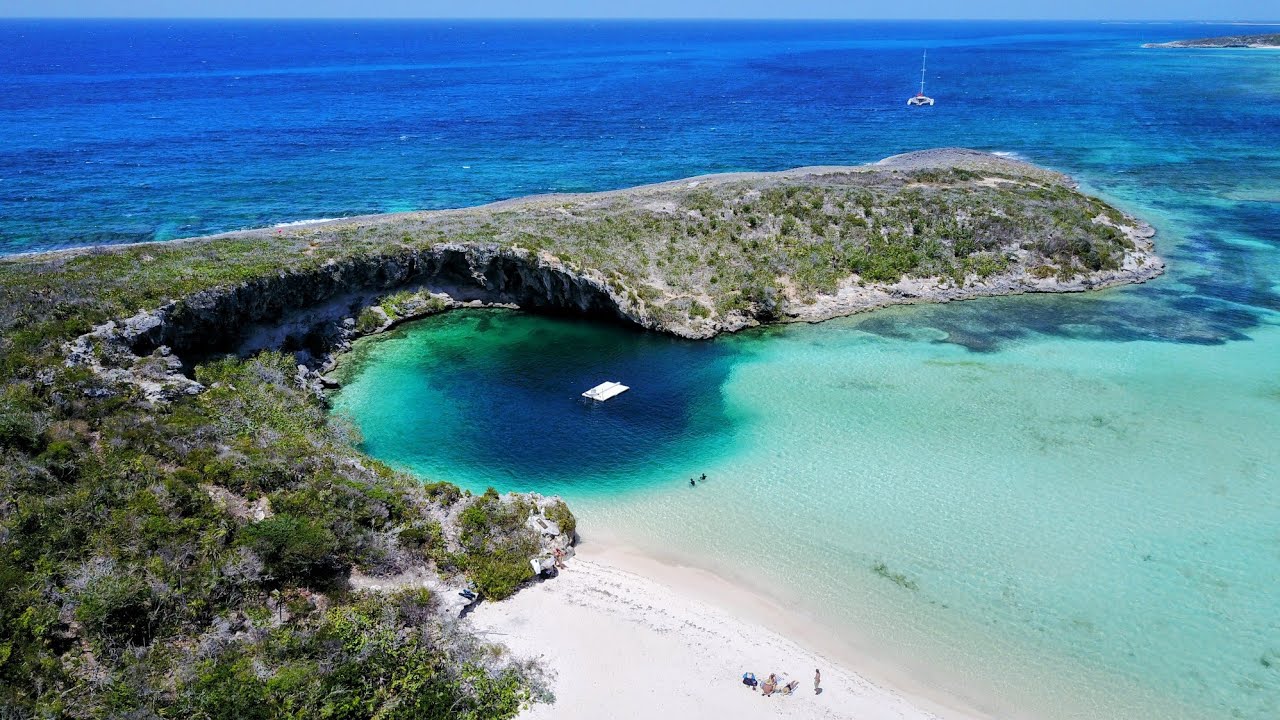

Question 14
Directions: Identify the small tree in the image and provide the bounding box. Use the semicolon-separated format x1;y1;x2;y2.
240;514;343;587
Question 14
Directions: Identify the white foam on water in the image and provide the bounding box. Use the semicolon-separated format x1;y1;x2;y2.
273;217;343;228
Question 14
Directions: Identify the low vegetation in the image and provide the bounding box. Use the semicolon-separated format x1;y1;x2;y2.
544;499;577;539
1144;33;1280;48
0;153;1149;371
0;348;549;717
0;150;1145;716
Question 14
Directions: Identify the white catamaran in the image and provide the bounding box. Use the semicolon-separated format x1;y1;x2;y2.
907;50;935;106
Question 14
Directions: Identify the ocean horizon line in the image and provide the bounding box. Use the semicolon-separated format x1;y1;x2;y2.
5;16;1280;23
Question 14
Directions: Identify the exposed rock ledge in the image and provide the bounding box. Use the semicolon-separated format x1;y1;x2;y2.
63;243;674;401
1143;33;1280;49
781;220;1159;324
51;148;1163;402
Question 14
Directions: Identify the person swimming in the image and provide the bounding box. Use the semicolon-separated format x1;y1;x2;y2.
699;473;707;481
689;478;696;487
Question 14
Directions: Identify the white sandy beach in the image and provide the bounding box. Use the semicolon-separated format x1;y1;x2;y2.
469;543;982;720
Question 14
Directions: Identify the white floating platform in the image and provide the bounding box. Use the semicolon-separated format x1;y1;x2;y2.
582;381;630;402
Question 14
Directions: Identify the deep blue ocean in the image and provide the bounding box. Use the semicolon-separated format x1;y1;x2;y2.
5;19;1280;720
0;19;1275;261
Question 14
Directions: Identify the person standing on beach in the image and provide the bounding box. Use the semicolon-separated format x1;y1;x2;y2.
814;668;821;694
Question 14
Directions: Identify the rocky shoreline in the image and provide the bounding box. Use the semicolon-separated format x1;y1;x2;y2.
1143;33;1280;49
44;149;1163;402
60;229;1162;399
782;219;1160;325
0;148;1166;716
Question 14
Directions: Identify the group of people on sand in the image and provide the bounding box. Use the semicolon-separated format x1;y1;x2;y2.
741;668;820;697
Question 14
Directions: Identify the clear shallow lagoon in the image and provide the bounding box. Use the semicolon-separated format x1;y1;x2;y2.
334;306;1280;720
6;18;1280;720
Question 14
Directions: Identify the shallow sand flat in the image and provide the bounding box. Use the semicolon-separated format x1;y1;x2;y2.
468;544;977;720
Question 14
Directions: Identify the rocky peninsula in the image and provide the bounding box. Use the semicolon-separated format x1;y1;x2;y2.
22;149;1158;394
1143;32;1280;48
0;148;1161;718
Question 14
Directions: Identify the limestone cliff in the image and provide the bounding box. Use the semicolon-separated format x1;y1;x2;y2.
37;149;1162;401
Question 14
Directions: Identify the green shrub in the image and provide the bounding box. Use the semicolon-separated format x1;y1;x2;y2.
465;549;534;600
963;253;1010;279
182;651;272;720
404;294;450;316
544;500;576;539
459;499;493;536
240;514;343;587
400;521;445;559
356;307;384;334
422;481;463;506
75;574;157;648
457;490;539;599
0;389;42;453
460;488;531;539
36;440;80;481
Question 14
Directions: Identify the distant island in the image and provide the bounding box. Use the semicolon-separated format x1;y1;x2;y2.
0;148;1162;717
1143;33;1280;49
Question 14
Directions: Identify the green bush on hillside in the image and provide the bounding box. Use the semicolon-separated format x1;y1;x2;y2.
456;489;539;600
240;514;344;587
0;155;1140;716
544;499;576;539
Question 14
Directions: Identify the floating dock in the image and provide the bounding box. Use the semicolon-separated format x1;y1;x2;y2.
582;381;630;402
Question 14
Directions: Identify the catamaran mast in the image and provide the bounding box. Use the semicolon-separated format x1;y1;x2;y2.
906;49;935;105
919;50;927;95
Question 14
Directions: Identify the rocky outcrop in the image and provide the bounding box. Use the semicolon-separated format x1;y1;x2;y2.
1144;33;1280;48
63;244;662;400
348;491;577;618
63;322;204;403
134;243;652;360
63;230;1161;402
59;151;1166;403
783;219;1163;324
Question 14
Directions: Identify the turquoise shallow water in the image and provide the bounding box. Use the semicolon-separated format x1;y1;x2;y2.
10;17;1279;720
334;304;1280;720
324;23;1280;719
332;310;738;487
